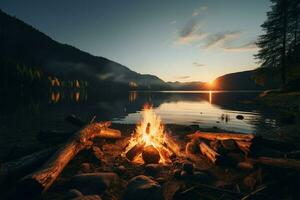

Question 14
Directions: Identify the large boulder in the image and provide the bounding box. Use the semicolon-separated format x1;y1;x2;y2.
70;172;119;194
71;195;102;200
123;175;163;200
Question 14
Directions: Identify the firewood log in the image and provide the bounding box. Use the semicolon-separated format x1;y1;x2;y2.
17;122;120;198
187;131;255;142
0;147;57;183
199;142;227;165
125;143;145;161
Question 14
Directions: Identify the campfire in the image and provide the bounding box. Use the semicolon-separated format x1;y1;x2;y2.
123;104;174;164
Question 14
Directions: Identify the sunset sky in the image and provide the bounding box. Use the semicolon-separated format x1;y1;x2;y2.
0;0;271;82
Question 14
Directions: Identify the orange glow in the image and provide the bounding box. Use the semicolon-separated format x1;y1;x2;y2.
123;104;172;164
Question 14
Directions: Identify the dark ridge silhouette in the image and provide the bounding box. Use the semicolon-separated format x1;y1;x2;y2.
0;9;168;91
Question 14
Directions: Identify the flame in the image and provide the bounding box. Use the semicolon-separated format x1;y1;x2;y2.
123;104;172;164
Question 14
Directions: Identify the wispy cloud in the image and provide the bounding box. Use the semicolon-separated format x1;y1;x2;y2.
177;19;207;45
175;75;190;79
224;41;258;52
193;6;208;16
204;31;241;49
170;20;177;25
193;62;205;67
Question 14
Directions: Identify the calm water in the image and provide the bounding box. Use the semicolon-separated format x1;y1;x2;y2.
0;90;278;159
113;91;276;134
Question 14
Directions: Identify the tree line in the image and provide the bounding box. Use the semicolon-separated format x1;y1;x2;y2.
256;0;300;88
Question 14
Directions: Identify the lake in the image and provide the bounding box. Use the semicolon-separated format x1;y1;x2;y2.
0;90;278;160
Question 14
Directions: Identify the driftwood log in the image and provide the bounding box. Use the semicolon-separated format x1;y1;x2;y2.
17;122;120;198
187;131;255;142
188;131;294;153
0;147;57;183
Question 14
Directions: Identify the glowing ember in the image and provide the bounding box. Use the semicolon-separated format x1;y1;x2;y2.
123;104;173;164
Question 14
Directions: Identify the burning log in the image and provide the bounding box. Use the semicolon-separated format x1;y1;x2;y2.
187;131;255;142
125;143;145;161
17;122;120;198
0;147;57;183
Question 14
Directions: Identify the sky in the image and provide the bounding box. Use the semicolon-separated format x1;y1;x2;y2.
0;0;271;82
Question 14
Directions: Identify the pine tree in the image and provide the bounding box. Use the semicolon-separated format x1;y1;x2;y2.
255;0;290;85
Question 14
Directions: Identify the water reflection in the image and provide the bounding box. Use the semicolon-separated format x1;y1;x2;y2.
49;90;88;104
0;90;278;136
129;91;137;102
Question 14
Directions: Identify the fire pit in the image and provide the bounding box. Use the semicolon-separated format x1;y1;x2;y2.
123;104;175;164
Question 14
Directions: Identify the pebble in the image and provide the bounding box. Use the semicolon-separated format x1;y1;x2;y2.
180;170;188;179
70;172;119;194
145;164;161;176
236;115;244;120
123;175;163;200
81;163;92;173
71;195;102;200
173;169;181;179
191;171;210;182
66;189;83;199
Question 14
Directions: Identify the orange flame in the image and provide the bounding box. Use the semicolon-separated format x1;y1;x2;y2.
123;104;172;164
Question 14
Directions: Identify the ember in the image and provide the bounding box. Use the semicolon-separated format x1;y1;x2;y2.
123;104;173;164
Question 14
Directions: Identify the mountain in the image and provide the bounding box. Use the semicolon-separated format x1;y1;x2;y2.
0;10;168;91
212;70;280;90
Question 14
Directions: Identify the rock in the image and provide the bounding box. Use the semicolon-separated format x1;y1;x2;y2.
71;195;102;200
238;161;254;170
221;139;237;151
123;175;163;200
236;115;244;120
81;163;92;173
66;189;83;199
156;177;166;184
142;145;160;164
116;165;126;175
162;181;184;200
145;164;161;176
180;170;188;179
173;169;181;179
182;162;194;175
70;172;119;194
191;171;210;182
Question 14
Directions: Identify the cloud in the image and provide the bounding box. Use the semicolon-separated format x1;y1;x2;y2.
193;62;205;67
170;20;177;25
224;41;258;52
204;31;241;49
177;19;207;44
193;6;208;16
175;75;190;79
